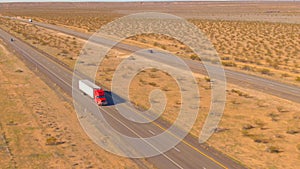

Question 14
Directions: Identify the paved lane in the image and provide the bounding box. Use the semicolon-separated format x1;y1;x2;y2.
0;27;246;169
6;16;299;103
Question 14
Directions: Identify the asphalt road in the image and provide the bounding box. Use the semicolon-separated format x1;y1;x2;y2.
0;27;246;168
7;17;300;103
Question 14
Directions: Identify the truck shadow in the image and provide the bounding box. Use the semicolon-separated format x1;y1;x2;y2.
104;91;126;106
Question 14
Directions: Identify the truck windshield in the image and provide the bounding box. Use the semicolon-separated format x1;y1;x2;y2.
96;95;105;98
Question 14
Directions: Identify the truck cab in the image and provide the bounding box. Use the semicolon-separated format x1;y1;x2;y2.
79;80;107;106
94;89;107;106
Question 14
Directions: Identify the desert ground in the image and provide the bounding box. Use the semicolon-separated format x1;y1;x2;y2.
0;40;154;168
0;2;300;169
1;2;299;86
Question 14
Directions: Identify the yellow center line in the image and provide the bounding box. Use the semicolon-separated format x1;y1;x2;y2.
7;21;229;168
35;45;228;169
126;108;228;169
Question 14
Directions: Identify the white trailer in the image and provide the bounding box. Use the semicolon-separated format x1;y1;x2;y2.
79;80;107;106
79;80;100;98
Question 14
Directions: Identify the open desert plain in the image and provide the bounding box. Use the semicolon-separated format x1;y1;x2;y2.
0;1;299;169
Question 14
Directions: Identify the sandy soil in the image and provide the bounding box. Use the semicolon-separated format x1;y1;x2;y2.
1;2;300;24
0;2;299;169
127;21;300;86
126;69;300;169
1;6;299;86
93;39;300;169
0;18;84;68
0;40;152;169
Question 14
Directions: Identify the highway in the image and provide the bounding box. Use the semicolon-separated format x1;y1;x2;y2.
7;17;300;103
0;27;246;168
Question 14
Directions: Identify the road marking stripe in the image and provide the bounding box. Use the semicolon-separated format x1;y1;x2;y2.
148;130;155;135
11;43;72;89
1;35;185;168
20;38;226;168
1;27;227;169
98;107;184;169
174;147;180;152
124;107;228;169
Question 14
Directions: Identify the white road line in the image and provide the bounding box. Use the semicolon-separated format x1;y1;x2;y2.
99;107;184;169
174;147;181;152
8;36;184;168
11;17;300;99
1;30;221;169
9;41;74;90
148;130;155;135
11;16;300;92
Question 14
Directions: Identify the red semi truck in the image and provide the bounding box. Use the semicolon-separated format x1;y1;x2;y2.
79;80;107;106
